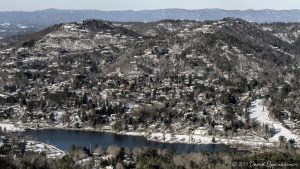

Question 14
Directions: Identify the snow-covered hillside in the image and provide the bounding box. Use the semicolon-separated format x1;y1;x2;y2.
250;99;299;142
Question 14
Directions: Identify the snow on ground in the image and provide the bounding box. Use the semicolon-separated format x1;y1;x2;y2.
0;93;8;98
26;140;66;158
146;132;274;147
63;126;273;147
250;99;299;142
121;131;145;136
0;123;24;132
16;24;29;29
76;157;93;166
0;22;10;26
15;99;300;152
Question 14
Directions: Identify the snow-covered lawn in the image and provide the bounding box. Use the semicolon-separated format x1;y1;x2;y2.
250;99;299;142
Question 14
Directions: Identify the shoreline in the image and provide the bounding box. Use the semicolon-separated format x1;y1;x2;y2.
3;122;299;152
22;126;276;152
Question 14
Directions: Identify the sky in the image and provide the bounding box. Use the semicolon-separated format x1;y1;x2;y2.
0;0;300;11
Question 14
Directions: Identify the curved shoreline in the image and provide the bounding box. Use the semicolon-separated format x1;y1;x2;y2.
23;126;272;151
4;121;298;151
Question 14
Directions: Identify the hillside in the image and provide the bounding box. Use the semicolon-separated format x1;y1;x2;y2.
0;18;300;147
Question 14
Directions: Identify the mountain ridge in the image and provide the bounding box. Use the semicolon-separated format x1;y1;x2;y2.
1;8;300;26
1;19;300;144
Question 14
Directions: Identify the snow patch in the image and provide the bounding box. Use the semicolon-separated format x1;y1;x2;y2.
0;123;24;132
0;22;10;27
17;24;29;29
0;93;8;98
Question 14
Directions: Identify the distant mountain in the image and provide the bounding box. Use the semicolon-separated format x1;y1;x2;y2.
1;8;300;26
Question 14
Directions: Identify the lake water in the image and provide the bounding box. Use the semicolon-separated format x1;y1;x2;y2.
22;129;239;154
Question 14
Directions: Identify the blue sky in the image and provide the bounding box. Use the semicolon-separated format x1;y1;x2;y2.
0;0;300;11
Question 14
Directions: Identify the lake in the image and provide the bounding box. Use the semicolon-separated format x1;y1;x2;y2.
22;129;240;154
